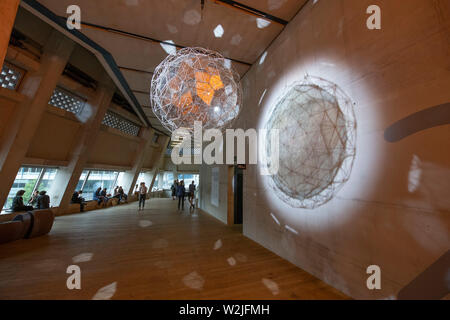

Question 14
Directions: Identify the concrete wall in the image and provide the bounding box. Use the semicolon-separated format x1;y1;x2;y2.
199;164;228;224
200;0;450;299
142;145;163;169
26;107;82;162
0;94;20;142
0;5;170;212
87;127;140;168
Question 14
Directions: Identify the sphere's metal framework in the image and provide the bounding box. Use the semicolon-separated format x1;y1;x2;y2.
151;47;242;133
264;76;357;209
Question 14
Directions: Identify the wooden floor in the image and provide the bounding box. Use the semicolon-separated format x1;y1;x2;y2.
0;199;348;300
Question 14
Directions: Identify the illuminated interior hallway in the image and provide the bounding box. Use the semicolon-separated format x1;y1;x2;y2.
0;0;449;301
0;199;347;300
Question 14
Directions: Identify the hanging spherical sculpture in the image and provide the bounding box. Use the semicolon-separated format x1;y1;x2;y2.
150;47;242;133
263;76;357;209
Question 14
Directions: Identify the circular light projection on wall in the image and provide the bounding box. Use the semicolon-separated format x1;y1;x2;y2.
151;47;242;133
264;76;357;209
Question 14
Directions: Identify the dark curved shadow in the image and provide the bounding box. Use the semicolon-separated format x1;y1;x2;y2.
384;103;450;142
397;250;450;300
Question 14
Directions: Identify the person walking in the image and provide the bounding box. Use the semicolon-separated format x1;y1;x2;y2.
188;181;196;210
177;180;186;211
171;180;177;200
138;182;148;211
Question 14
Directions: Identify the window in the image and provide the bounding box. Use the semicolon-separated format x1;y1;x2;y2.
3;166;58;210
76;170;119;200
102;111;140;136
0;62;24;90
75;170;89;191
152;173;160;191
178;173;199;187
49;87;86;114
150;172;175;191
36;168;58;191
161;172;174;190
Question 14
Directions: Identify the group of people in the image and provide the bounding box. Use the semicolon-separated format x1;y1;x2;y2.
11;189;50;212
10;180;185;213
92;186;128;206
70;186;129;212
171;180;196;211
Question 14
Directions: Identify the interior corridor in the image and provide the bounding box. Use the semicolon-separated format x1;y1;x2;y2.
0;199;347;300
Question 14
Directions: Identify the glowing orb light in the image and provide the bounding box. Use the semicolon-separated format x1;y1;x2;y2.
264;76;357;209
150;47;242;133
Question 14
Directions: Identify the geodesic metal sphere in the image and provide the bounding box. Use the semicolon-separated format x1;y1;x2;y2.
150;47;242;133
264;76;357;209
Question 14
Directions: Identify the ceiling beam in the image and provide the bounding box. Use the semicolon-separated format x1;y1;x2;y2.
58;17;253;67
119;66;153;75
132;89;150;95
212;0;288;26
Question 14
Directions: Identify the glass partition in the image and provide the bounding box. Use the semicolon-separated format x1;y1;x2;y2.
3;166;58;210
177;173;199;187
81;170;119;200
75;170;89;192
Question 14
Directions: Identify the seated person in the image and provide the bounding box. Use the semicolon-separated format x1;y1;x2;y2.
71;190;86;212
36;190;50;209
112;186;121;203
118;186;127;203
100;188;110;201
11;190;34;212
27;190;39;208
93;187;106;205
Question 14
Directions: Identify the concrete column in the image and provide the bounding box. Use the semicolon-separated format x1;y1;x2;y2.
148;168;159;193
0;0;20;68
50;79;115;214
0;31;75;209
119;128;155;197
148;136;170;194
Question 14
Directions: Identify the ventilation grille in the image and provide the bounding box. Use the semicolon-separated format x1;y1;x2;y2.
102;111;140;136
0;63;23;90
49;87;85;114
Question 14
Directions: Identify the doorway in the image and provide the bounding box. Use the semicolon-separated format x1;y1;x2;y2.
227;165;243;225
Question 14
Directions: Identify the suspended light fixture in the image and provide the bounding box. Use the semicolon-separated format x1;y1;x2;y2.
150;47;242;133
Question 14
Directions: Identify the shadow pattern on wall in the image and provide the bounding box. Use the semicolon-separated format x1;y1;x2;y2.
384;103;450;142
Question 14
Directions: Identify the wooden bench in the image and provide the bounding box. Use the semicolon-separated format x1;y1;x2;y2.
0;209;55;244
